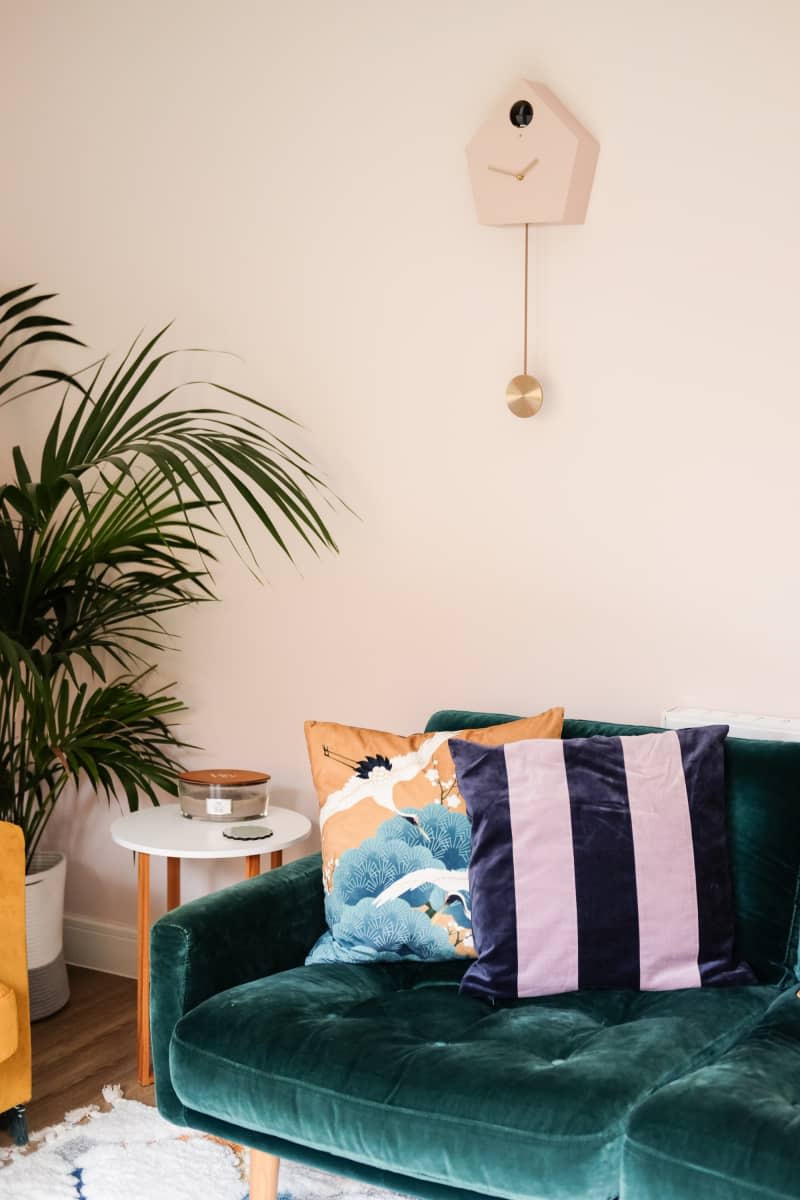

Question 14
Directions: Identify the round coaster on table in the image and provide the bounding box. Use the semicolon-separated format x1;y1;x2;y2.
221;824;274;841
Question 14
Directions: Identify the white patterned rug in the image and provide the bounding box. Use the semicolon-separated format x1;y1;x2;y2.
0;1086;410;1200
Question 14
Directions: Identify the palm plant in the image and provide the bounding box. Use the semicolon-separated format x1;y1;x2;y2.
0;285;339;869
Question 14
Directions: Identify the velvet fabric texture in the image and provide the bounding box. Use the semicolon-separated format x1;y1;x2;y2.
429;712;800;985
621;983;800;1200
150;854;325;1126
303;709;563;965
450;726;754;1000
0;821;31;1119
169;958;771;1200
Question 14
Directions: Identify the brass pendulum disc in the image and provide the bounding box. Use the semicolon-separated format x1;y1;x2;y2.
506;223;544;418
506;373;543;418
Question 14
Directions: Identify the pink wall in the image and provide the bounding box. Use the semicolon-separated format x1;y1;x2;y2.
2;0;799;928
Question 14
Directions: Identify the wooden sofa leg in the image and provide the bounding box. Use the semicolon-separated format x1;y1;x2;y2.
250;1149;280;1200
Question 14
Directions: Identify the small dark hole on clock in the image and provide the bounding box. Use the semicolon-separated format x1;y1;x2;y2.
509;99;533;128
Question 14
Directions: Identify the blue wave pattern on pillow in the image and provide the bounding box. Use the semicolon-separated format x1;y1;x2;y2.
306;805;472;964
376;803;472;869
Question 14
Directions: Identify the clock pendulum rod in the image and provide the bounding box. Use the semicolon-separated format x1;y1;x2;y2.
505;222;544;418
523;218;529;376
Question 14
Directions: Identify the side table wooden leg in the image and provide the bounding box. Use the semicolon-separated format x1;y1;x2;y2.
136;852;153;1086
167;856;181;910
270;850;283;869
245;855;261;878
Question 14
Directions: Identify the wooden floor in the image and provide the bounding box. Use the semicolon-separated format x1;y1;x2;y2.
0;965;152;1146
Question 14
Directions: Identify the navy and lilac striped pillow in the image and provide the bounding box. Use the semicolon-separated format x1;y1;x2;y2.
449;726;755;1000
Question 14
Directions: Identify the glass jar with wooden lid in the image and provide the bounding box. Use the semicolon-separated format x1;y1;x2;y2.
178;769;270;822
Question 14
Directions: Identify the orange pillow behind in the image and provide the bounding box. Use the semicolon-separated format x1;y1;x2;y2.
304;707;564;964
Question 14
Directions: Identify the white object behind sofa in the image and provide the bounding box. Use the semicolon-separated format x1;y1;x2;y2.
663;708;800;742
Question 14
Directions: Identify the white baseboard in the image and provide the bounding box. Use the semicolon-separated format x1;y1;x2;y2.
63;912;137;979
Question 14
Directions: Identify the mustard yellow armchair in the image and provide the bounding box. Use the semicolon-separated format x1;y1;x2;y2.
0;821;31;1145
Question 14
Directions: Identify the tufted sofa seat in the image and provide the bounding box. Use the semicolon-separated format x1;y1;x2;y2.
151;715;800;1200
621;984;800;1200
169;956;773;1200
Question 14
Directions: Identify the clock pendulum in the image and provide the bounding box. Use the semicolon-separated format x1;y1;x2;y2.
505;222;543;418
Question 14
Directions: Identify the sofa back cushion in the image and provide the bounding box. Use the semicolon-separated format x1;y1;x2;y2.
426;712;800;985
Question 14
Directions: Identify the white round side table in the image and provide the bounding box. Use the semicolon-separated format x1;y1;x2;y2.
110;803;312;1085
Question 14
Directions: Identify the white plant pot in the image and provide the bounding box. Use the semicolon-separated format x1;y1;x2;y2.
25;852;70;1020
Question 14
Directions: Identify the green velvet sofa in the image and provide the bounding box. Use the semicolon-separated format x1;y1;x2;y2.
151;713;800;1200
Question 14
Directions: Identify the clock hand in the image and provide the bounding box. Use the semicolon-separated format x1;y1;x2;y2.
487;159;540;181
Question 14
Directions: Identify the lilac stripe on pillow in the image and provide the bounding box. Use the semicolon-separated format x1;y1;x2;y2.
450;726;755;1000
505;739;579;996
621;732;700;990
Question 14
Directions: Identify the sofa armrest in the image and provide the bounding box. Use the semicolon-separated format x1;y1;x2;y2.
150;852;324;1124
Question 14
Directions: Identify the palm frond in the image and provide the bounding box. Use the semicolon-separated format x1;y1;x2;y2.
0;659;188;869
0;285;344;859
0;287;85;380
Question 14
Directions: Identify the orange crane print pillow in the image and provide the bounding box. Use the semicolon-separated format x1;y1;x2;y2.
304;708;564;964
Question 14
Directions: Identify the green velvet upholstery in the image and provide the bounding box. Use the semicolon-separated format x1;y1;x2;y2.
150;853;325;1124
621;984;800;1200
427;712;800;984
169;959;772;1200
149;709;800;1200
179;1109;509;1200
